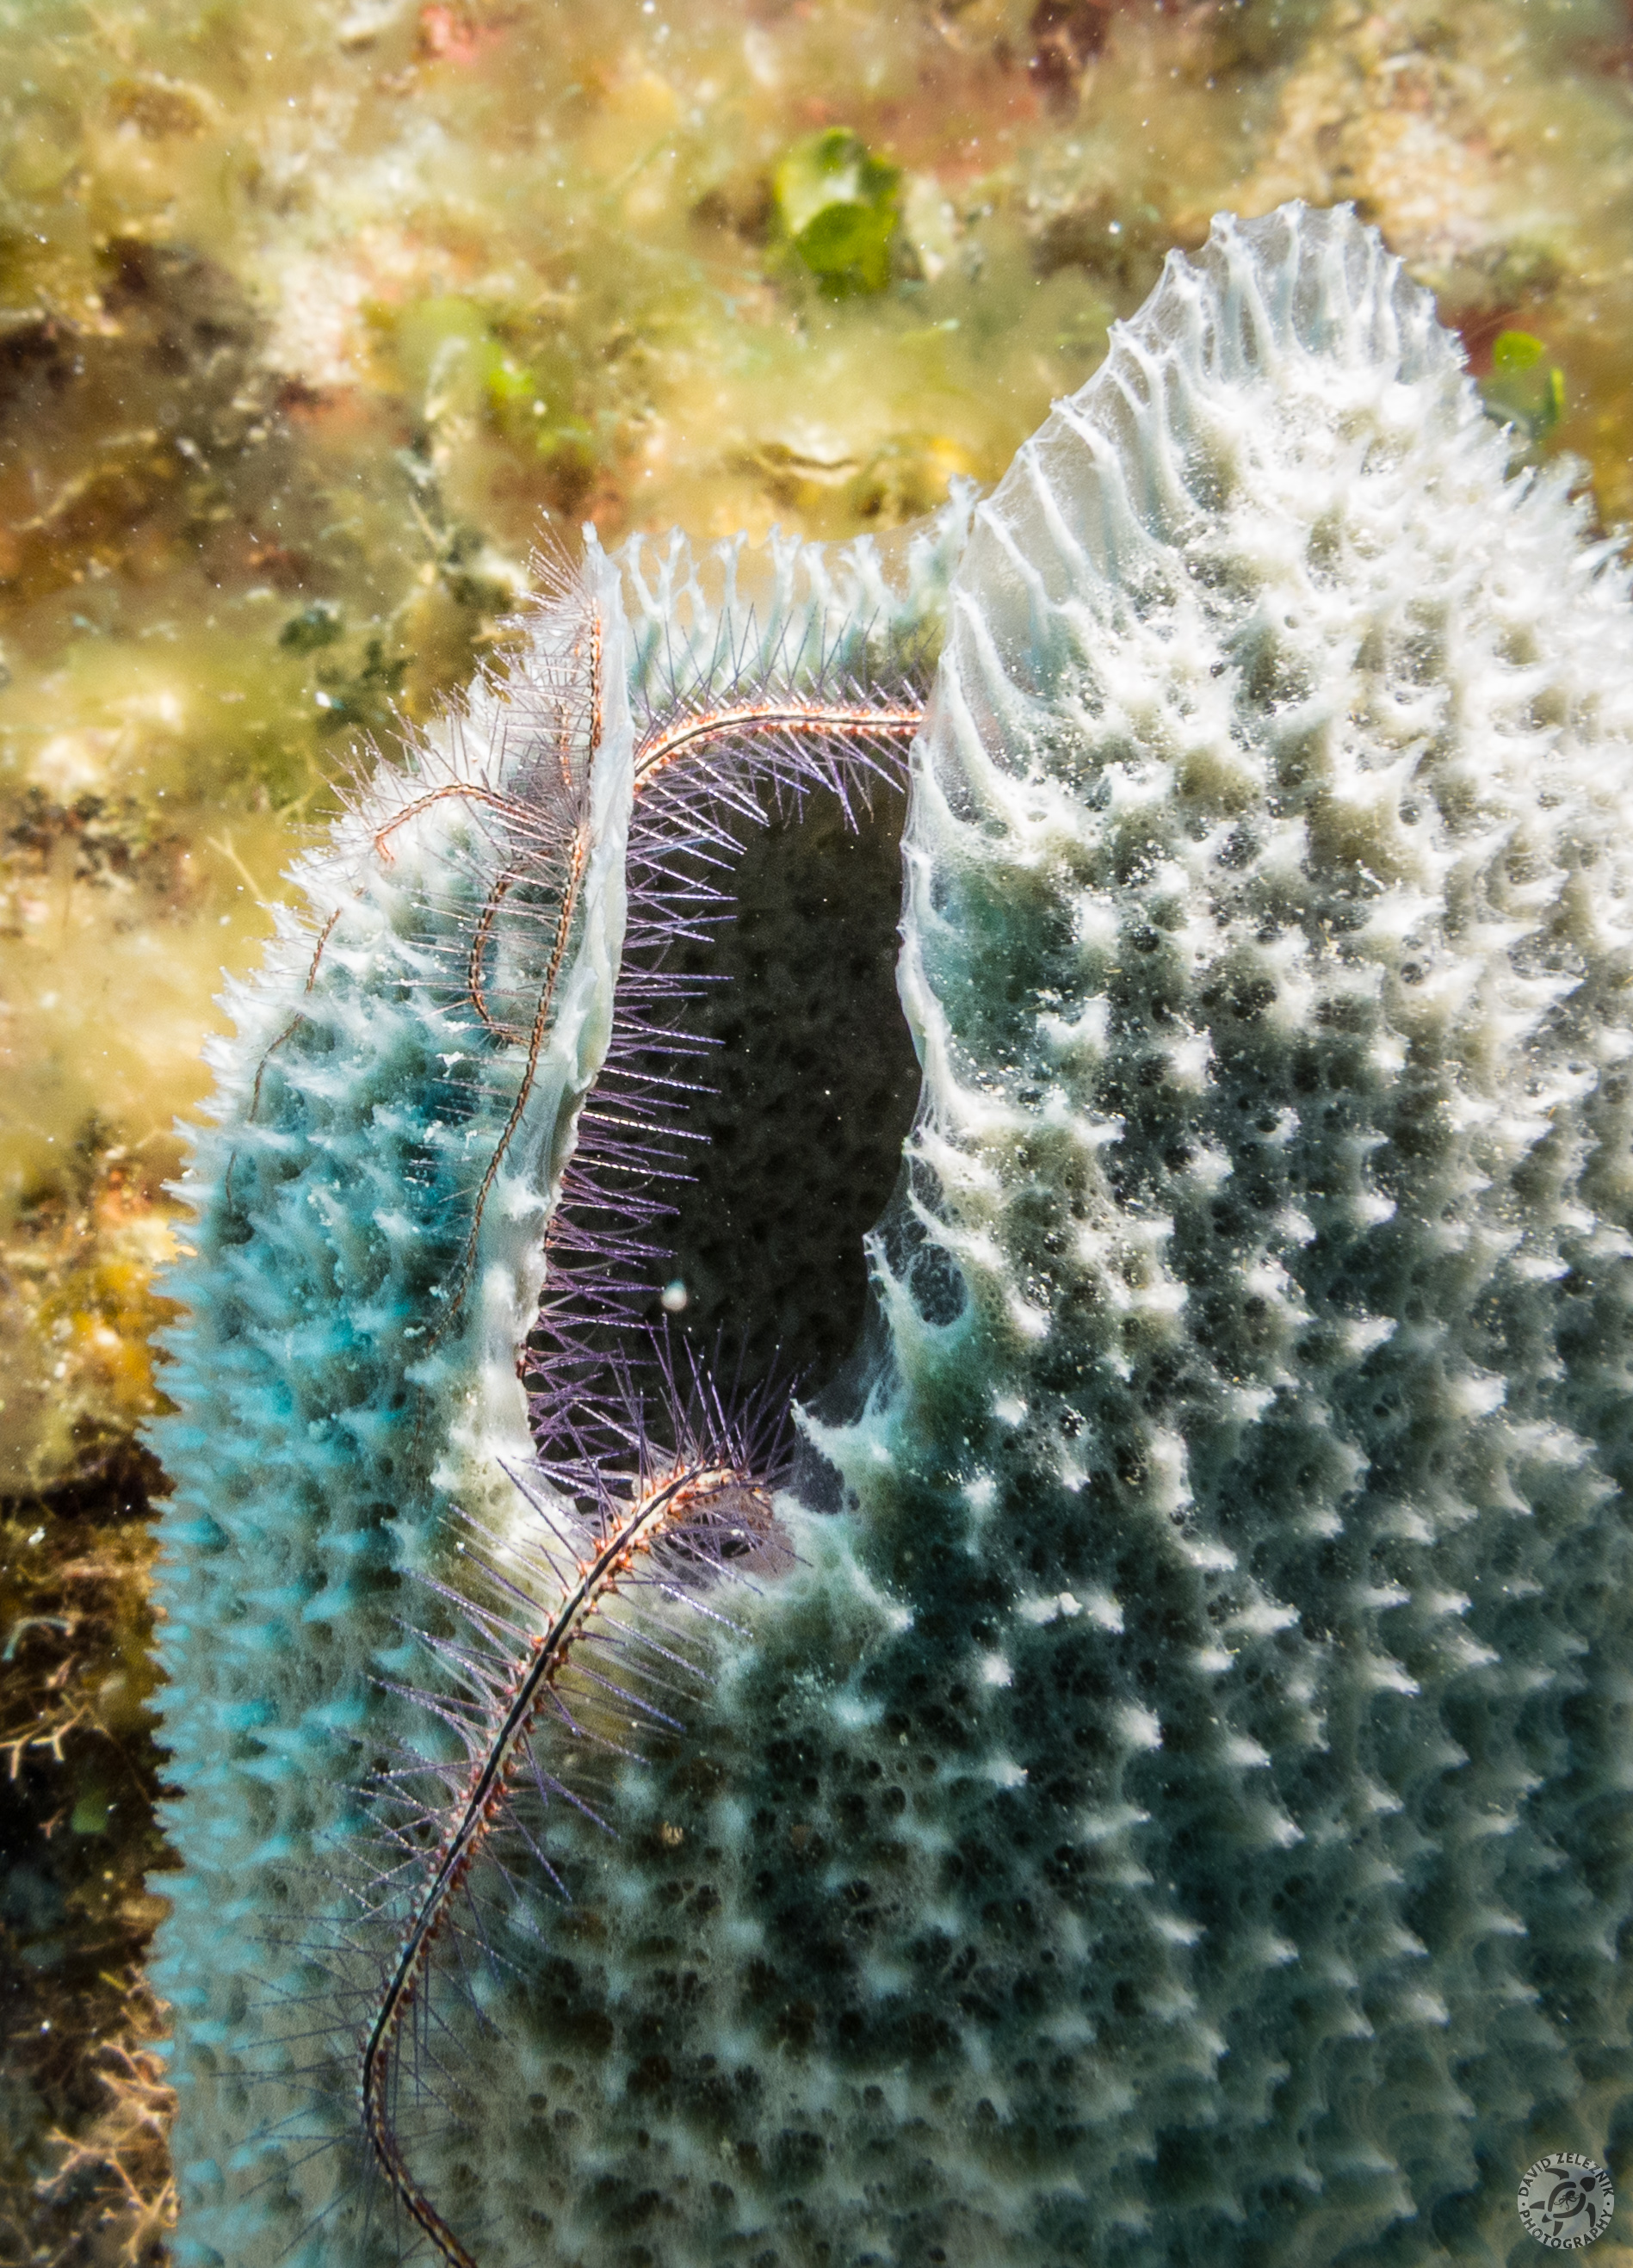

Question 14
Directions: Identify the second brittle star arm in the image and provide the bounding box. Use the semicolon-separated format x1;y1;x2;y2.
245;781;533;1127
466;869;522;1041
225;906;349;1208
631;699;922;790
249;776;563;1147
428;609;605;1306
241;905;343;1130
373;782;531;867
359;1462;744;2268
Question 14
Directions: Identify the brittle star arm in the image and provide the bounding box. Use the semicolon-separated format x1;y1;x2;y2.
631;698;922;790
242;782;534;1131
430;824;588;1338
467;870;521;1040
359;1463;730;2268
372;783;530;868
447;695;925;1314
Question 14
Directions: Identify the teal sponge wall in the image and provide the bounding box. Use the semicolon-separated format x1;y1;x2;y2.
152;204;1633;2266
149;512;966;2265
150;535;639;2265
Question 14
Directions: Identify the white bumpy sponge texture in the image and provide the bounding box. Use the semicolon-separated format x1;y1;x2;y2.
824;199;1633;2260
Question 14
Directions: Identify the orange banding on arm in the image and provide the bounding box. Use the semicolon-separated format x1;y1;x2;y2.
360;1462;761;2268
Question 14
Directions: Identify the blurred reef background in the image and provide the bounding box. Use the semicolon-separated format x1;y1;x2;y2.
3;0;1633;2259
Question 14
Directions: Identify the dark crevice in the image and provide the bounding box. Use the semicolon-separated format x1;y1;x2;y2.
650;780;922;1403
524;767;923;1467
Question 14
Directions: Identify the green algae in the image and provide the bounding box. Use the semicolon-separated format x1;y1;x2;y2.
1481;326;1568;447
772;128;902;295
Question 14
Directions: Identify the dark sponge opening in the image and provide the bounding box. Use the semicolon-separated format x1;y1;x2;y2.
637;779;921;1402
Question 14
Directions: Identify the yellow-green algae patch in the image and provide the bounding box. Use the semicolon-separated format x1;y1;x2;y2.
3;0;1633;2253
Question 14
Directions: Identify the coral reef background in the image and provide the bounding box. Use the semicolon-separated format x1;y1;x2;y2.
5;0;1633;2259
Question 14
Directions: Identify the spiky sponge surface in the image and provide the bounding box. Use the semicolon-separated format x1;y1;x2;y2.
863;195;1633;2259
429;206;1633;2268
149;536;638;2265
149;515;964;2266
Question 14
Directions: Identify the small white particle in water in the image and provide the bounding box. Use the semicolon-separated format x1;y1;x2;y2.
27;1528;43;1546
661;1278;689;1313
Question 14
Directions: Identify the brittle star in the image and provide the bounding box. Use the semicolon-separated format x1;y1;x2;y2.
359;1459;773;2268
231;653;922;1344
